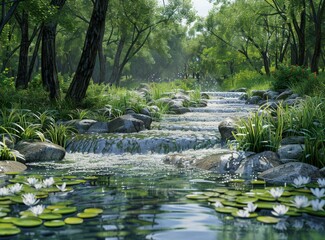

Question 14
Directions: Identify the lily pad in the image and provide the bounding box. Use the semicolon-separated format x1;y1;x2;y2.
0;223;15;229
84;208;103;214
222;201;245;208
251;180;266;185
255;202;278;209
52;207;77;215
10;196;23;204
229;179;245;183
212;188;228;194
285;211;301;217
0;212;7;218
12;217;42;227
231;212;258;218
0;200;13;205
64;217;83;225
186;194;209;200
236;197;258;204
0;227;21;236
44;220;65;227
207;198;225;203
203;192;220;197
225;190;242;196
77;212;98;219
215;207;238;214
83;176;98;180
256;216;280;224
39;213;63;220
0;217;19;223
47;205;67;210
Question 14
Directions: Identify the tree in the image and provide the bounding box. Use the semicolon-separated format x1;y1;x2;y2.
0;0;20;34
65;0;109;103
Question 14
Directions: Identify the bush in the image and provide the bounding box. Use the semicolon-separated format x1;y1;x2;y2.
272;65;309;91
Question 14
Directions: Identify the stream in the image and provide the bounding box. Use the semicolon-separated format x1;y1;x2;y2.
20;92;325;240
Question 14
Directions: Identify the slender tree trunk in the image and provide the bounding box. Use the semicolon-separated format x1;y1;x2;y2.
262;51;270;76
98;20;106;84
15;11;29;89
0;0;19;35
109;36;125;86
66;0;109;102
27;27;42;83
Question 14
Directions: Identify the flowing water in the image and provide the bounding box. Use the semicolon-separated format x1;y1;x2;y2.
19;92;325;240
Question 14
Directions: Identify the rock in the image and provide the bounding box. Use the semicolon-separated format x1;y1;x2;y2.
263;90;279;100
125;108;136;114
320;167;325;177
276;90;293;100
169;106;191;114
163;154;196;168
283;98;301;107
259;162;321;184
251;90;266;98
259;101;278;110
281;136;305;145
15;141;65;162
194;152;234;173
239;93;248;101
87;122;109;133
246;96;262;104
235;151;281;177
232;88;247;92
75;119;97;133
218;117;237;142
0;161;27;173
287;93;300;100
140;107;151;117
201;93;210;99
107;115;145;133
131;113;152;130
0;134;15;148
173;92;190;101
278;144;304;163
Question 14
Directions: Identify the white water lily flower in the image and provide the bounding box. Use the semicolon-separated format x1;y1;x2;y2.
271;204;289;217
310;199;325;211
26;177;39;187
311;188;325;199
34;183;43;190
317;178;325;188
269;187;284;199
214;201;224;208
22;193;40;206
29;205;45;216
292;176;310;188
236;210;250;218
244;202;257;213
0;187;10;197
291;195;310;209
9;183;23;194
56;182;67;192
43;177;55;188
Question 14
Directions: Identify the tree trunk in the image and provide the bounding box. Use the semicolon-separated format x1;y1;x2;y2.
109;35;125;86
27;27;42;83
292;5;306;66
15;11;29;89
98;20;106;84
66;0;109;102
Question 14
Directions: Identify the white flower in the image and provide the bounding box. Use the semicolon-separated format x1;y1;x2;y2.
9;183;23;194
43;177;55;188
236;210;250;218
29;205;45;216
271;204;289;217
22;193;40;206
244;202;257;213
292;176;310;188
0;187;10;197
269;187;284;199
317;178;325;188
214;201;224;208
56;182;67;192
26;177;39;187
311;188;325;199
34;183;43;190
310;199;325;211
291;195;310;209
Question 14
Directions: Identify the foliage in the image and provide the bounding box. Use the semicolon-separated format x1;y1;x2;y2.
290;72;325;97
45;123;76;148
0;139;23;161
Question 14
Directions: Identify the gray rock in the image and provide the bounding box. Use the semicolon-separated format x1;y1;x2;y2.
281;136;305;145
107;115;145;133
140;107;151;117
0;134;15;148
218;117;237;142
259;101;278;110
278;144;304;162
163;154;196;168
320;167;325;177
246;96;262;104
259;162;321;184
169;106;191;114
201;93;210;99
76;119;97;133
263;90;279;100
194;152;234;173
0;161;27;173
15;141;65;162
125;108;136;114
131;113;152;130
173;92;190;101
251;90;266;98
287;93;300;100
239;93;248;101
276;90;293;100
283;98;301;107
87;122;109;133
235;151;281;177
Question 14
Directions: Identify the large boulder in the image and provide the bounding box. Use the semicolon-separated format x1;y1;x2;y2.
251;90;266;98
0;161;27;173
246;96;262;105
75;119;97;133
258;162;321;184
107;115;145;133
194;152;236;174
130;113;152;130
276;90;293;100
235;151;281;177
163;154;196;168
87;122;109;133
263;90;279;100
218;117;237;142
281;136;305;145
278;144;305;163
15;141;66;162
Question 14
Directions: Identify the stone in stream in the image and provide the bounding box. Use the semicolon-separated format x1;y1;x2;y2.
276;89;293;100
278;144;305;163
107;114;145;133
258;162;321;184
15;141;66;162
218;117;237;142
251;90;266;98
130;113;152;130
87;122;109;133
246;96;262;104
263;90;279;100
0;161;27;173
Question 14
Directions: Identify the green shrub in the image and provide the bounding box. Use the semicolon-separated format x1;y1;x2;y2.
45;123;76;148
0;139;24;161
272;65;309;91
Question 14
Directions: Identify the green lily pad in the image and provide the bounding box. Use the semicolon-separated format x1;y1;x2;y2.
256;202;278;209
215;207;238;214
13;217;42;227
96;231;128;238
222;201;245;208
186;194;209;200
83;176;98;180
39;213;63;220
203;192;220;197
295;188;311;193
229;179;245;183
236;197;258;204
0;207;11;213
306;210;325;217
0;227;21;236
63;176;78;179
0;200;13;205
52;207;77;215
207;197;225;203
0;212;7;218
225;190;242;196
256;216;280;224
224;216;234;220
65;180;86;185
219;194;236;201
47;205;67;210
251;180;266;185
0;223;15;229
10;196;23;204
257;196;277;201
0;217;19;223
285;211;301;217
0;197;10;201
44;220;65;227
77;212;98;219
5;172;20;175
64;217;83;225
212;188;228;194
231;212;258;218
42;187;61;193
84;208;103;214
